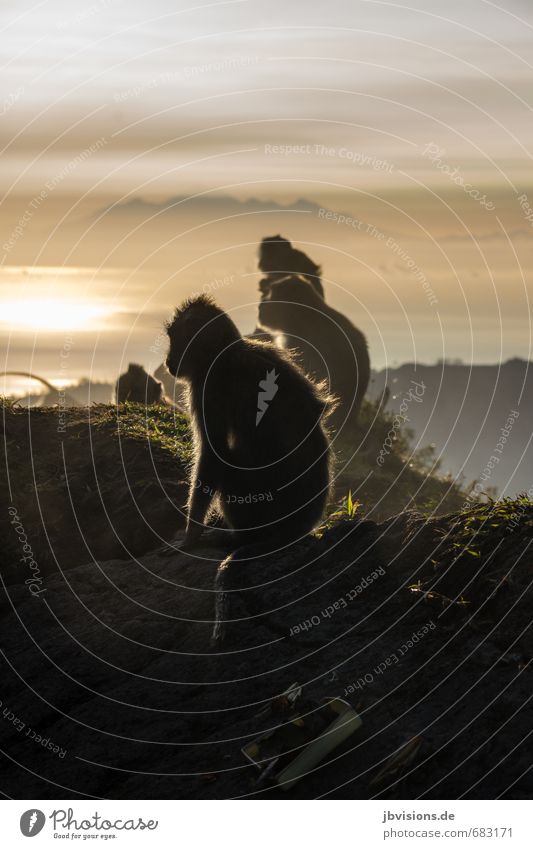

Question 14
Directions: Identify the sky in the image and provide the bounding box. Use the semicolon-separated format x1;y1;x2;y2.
1;0;532;390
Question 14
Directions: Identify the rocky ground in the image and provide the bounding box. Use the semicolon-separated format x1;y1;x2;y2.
1;507;532;799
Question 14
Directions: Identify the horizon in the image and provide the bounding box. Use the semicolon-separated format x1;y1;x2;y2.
2;0;533;387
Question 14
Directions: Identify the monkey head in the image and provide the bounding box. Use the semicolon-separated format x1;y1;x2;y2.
258;234;292;274
258;236;323;300
258;275;322;334
165;294;240;379
116;363;163;404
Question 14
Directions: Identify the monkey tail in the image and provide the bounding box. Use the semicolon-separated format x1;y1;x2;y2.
211;543;272;645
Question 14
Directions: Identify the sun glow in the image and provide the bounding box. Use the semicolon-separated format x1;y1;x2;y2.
1;298;111;331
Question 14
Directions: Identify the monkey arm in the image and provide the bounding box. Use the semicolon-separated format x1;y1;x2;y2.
184;443;219;547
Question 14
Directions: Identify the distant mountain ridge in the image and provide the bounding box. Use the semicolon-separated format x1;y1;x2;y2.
369;358;532;496
96;194;351;219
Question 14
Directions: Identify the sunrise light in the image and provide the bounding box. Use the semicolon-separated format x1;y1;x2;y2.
0;298;111;332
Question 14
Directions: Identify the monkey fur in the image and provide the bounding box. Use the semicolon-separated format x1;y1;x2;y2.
250;235;324;341
259;275;370;431
115;363;164;405
153;362;188;410
165;294;333;642
258;235;324;299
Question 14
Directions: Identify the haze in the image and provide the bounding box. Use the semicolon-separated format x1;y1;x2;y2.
1;0;532;389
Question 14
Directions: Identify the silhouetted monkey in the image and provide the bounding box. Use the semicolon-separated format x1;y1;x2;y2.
165;295;333;642
259;275;370;431
115;363;164;405
245;326;275;344
259;235;324;299
154;362;188;410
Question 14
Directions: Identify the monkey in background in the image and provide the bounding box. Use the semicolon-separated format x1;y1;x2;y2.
245;325;275;344
115;363;164;405
259;275;370;432
153;362;188;410
258;235;324;299
249;235;324;341
165;295;333;642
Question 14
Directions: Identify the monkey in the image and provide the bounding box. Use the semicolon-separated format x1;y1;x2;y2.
248;236;324;341
258;235;324;299
245;325;275;344
165;294;334;642
115;363;164;405
154;362;178;399
153;362;188;410
258;275;370;432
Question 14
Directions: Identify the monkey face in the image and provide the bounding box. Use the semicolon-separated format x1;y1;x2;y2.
165;346;184;379
258;248;277;273
165;321;190;378
165;301;210;377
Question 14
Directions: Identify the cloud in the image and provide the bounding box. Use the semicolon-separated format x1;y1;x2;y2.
441;228;533;242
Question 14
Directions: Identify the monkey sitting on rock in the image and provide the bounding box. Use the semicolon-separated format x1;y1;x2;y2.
258;235;324;299
249;235;324;342
115;363;164;405
259;275;370;431
165;294;333;642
